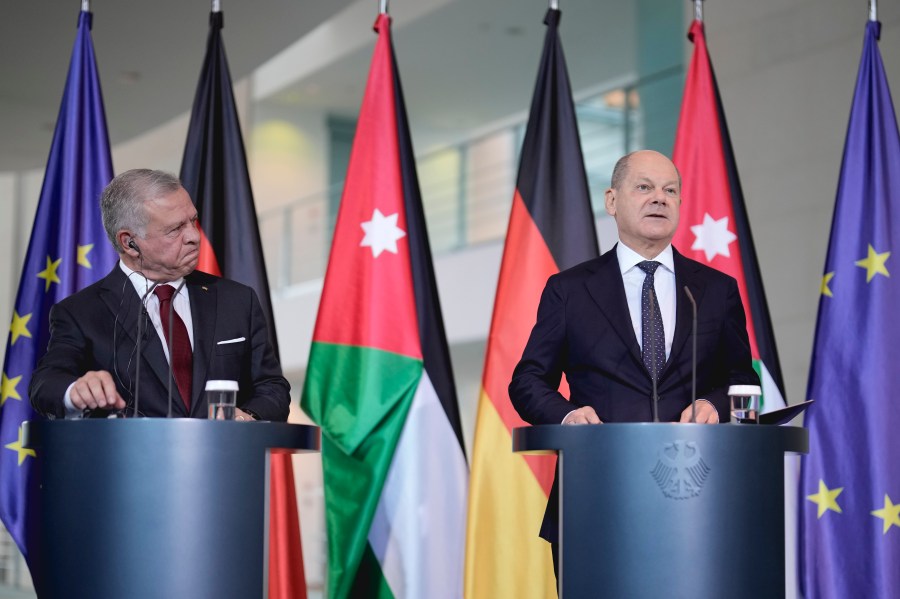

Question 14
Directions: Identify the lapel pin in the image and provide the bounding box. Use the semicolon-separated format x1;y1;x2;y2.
202;286;208;291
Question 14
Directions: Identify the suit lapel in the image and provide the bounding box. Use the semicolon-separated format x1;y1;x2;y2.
98;266;174;408
188;274;217;415
664;249;706;377
584;247;643;367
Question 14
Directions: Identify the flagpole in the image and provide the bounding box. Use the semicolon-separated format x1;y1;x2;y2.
212;0;221;13
869;0;877;21
694;0;704;22
81;0;89;12
379;0;389;14
550;0;559;10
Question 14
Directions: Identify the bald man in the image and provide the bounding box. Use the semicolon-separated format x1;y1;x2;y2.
509;150;759;553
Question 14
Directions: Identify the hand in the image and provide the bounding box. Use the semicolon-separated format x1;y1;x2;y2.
235;408;256;422
562;406;602;425
679;399;719;424
69;370;126;411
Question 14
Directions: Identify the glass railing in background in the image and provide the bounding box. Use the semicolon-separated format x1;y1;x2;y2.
258;81;654;292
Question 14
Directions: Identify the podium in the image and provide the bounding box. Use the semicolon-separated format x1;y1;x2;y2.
23;419;320;599
513;423;808;599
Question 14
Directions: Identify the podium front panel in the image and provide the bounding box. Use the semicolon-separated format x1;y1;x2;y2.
24;419;319;599
514;423;808;599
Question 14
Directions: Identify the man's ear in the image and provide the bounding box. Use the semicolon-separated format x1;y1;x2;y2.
604;187;616;217
118;231;139;257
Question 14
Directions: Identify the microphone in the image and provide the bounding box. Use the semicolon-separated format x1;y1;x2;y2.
133;281;160;418
683;286;698;423
650;285;659;423
166;280;188;419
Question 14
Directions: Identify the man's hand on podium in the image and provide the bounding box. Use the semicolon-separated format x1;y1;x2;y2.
562;406;602;425
70;370;126;411
235;407;257;422
678;399;720;424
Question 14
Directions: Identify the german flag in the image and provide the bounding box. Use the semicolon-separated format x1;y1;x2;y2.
464;9;599;598
179;10;306;599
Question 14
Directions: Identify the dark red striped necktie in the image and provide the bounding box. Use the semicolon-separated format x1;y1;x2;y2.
155;284;193;411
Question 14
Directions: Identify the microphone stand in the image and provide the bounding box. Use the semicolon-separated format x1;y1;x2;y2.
133;281;159;418
166;280;188;418
684;286;698;423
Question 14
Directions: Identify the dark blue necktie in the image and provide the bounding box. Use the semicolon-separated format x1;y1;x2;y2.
638;261;665;381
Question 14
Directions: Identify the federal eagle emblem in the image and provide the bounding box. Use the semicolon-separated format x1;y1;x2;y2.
650;440;710;500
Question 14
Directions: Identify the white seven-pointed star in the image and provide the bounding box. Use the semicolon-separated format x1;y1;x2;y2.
690;213;737;262
360;208;407;258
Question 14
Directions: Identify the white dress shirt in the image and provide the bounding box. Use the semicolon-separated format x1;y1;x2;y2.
617;242;676;359
120;261;194;357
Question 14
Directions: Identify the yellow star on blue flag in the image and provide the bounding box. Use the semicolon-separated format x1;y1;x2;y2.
821;272;835;297
855;244;890;282
807;479;843;518
4;426;35;466
36;255;62;292
871;494;900;534
77;243;94;268
1;372;22;407
9;311;32;346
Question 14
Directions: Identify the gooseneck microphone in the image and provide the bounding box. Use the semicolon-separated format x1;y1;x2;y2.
166;280;188;419
683;286;698;423
133;281;160;418
650;287;659;423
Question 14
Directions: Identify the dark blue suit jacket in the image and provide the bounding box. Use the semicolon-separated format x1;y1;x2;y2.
30;266;290;421
509;245;759;541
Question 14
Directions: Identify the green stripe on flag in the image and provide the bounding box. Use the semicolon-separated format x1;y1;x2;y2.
302;342;422;599
349;544;397;599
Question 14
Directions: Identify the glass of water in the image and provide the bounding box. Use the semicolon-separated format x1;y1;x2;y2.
728;384;761;424
206;380;238;420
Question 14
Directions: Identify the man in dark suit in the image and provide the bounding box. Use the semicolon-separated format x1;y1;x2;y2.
30;169;290;421
509;150;759;550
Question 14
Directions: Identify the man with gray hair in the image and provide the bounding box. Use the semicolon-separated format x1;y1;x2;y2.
30;169;290;421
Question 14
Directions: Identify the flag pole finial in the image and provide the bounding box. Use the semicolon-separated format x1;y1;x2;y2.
869;0;877;21
81;0;89;12
694;0;703;22
379;0;389;15
550;0;559;10
212;0;221;13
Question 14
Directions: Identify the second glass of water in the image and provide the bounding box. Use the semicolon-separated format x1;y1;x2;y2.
206;380;238;420
728;384;761;424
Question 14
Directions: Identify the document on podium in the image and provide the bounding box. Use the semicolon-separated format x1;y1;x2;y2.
741;399;814;425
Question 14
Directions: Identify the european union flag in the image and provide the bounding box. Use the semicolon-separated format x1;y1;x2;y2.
800;20;900;598
0;10;116;574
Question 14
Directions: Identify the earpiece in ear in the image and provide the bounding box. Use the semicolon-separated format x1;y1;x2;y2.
127;238;141;254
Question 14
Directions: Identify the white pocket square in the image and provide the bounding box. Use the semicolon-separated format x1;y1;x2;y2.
217;337;246;345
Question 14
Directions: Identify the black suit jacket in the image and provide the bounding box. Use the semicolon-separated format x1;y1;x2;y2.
509;245;759;541
30;266;290;421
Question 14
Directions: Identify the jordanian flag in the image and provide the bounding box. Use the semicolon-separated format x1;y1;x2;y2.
672;20;786;414
465;9;598;598
301;13;467;599
672;21;797;595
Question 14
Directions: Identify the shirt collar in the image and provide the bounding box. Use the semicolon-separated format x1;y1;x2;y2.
616;242;675;275
119;260;186;299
